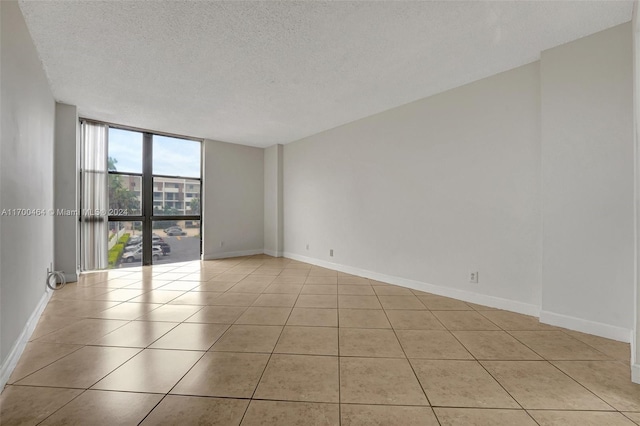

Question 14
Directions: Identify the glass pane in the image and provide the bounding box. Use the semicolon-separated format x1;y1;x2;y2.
153;177;200;216
108;221;143;269
152;220;200;265
153;135;200;177
108;128;142;174
109;174;142;215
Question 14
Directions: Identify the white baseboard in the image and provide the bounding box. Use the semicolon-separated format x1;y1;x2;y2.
539;310;632;343
0;289;52;389
284;253;637;343
202;250;635;347
632;364;640;384
283;252;540;317
202;249;265;260
263;249;282;258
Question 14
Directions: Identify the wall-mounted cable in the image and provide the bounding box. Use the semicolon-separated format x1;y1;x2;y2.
46;270;66;290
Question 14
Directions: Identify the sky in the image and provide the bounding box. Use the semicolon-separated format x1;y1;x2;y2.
108;128;201;177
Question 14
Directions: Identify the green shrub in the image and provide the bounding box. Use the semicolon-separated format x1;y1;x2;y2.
118;233;130;245
107;244;122;268
107;233;132;268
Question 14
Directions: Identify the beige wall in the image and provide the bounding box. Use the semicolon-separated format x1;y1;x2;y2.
1;1;56;384
283;23;635;346
632;1;639;383
54;103;79;282
202;139;264;259
264;144;284;257
284;61;542;313
540;23;634;339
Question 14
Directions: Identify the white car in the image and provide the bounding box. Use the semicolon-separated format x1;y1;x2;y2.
122;246;162;262
165;227;186;236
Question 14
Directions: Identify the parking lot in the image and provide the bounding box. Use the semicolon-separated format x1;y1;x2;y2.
153;235;201;265
117;233;201;268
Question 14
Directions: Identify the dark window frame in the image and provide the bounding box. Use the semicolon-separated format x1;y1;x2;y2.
99;122;202;266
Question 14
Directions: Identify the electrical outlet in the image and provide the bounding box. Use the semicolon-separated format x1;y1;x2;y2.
306;244;309;250
469;272;479;284
330;249;334;257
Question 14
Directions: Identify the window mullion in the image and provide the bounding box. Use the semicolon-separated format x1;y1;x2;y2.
142;133;153;265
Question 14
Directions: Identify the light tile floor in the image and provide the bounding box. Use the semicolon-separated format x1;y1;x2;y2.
1;255;639;425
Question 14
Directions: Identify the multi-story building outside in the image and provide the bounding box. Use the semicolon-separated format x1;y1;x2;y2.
153;177;200;214
117;175;200;215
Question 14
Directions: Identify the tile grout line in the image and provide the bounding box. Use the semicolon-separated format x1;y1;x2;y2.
238;258;307;425
14;255;637;424
133;258;258;425
8;343;86;385
33;387;90;426
499;328;622;413
370;281;437;421
139;256;282;425
461;315;620;418
337;280;342;426
424;297;539;424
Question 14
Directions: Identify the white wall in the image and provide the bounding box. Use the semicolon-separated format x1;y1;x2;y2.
633;0;640;384
284;62;542;312
1;0;4;376
264;144;283;257
54;103;79;282
540;23;635;341
0;1;55;384
202;139;264;259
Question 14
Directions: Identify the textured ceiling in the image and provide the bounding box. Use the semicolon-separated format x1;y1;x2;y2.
19;1;633;147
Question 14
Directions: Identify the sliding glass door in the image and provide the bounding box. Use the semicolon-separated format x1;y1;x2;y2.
81;121;201;270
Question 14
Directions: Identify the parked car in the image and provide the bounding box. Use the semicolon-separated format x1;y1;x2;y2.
121;246;163;262
156;242;171;255
126;241;170;255
164;226;181;233
166;228;186;236
124;235;142;249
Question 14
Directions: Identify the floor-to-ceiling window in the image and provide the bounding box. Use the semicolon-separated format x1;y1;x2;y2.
82;121;202;270
107;128;144;268
149;134;201;267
